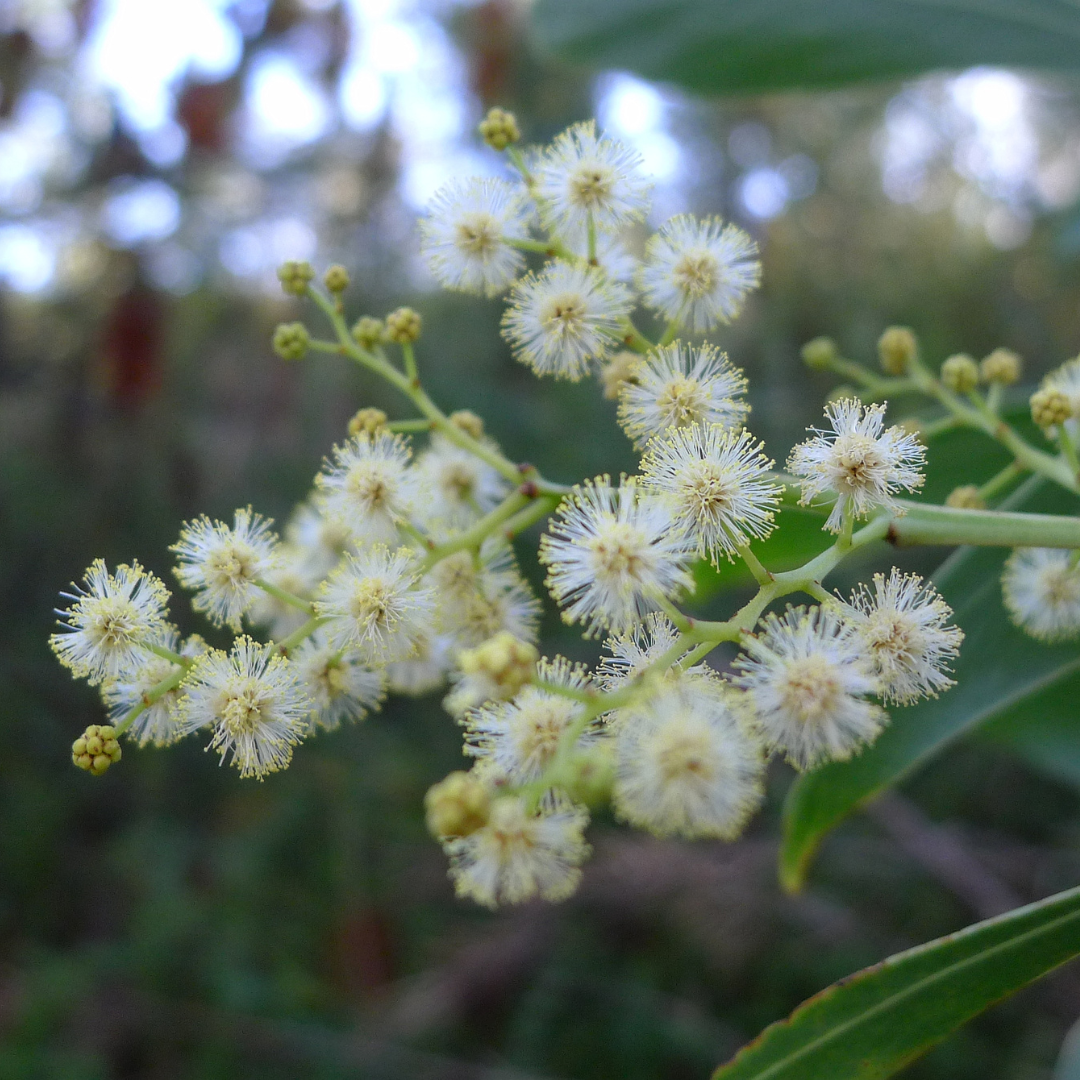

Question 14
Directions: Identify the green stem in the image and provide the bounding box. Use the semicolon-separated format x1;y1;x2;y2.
1058;424;1080;481
736;543;773;585
146;643;192;668
418;491;533;571
114;666;186;737
825;356;915;399
658;317;682;348
398;520;434;550
586;212;597;264
254;578;315;616
501;493;563;540
619;317;655;355
274;615;329;655
978;462;1024;502
506;236;577;262
506;146;533;185
401;342;418;382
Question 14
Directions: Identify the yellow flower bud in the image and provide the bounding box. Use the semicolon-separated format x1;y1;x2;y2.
458;630;538;699
272;321;310;361
449;410;485;439
877;326;918;375
945;485;986;510
980;348;1021;386
1031;386;1073;428
801;336;838;371
478;107;520;151
384;306;422;344
599;351;639;400
941;353;979;393
425;770;491;838
277;260;315;296
73;724;122;775
348;407;389;438
351;316;384;350
323;264;350;294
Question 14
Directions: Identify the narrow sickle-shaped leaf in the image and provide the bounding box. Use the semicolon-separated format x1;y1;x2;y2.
714;882;1080;1080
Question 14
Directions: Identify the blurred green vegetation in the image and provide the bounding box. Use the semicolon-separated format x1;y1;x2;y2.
4;3;1080;1078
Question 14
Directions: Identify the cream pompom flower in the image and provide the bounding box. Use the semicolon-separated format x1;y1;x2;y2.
314;431;417;547
539;476;695;637
844;569;963;705
733;605;885;769
177;637;311;779
171;507;279;631
462;655;593;786
50;559;171;685
413;433;511;530
430;544;542;651
501;261;632;381
533;120;651;238
787;399;925;533
315;545;435;662
1002;548;1080;642
613;677;764;840
445;796;590;908
419;177;531;296
596;612;682;693
640;423;780;565
293;631;386;733
617;342;749;451
102;629;206;747
386;631;456;697
285;499;351;579
638;214;761;332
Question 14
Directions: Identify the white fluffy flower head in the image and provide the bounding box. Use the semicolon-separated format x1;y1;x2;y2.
596;612;682;693
638;214;761;332
171;507;279;631
617;342;749;451
315;545;435;662
613;677;764;840
445;796;590;909
103;629;206;747
294;631;386;732
414;433;511;530
539;476;695;636
734;605;885;769
641;423;780;565
50;559;171;685
315;431;416;546
501;261;632;380
787;399;925;532
534;120;651;238
844;569;963;705
178;636;311;779
462;655;592;786
420;177;531;297
1002;547;1080;642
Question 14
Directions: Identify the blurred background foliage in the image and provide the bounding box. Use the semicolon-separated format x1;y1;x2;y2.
5;1;1080;1077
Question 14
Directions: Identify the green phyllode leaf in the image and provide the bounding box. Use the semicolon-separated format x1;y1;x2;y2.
532;0;1080;95
780;478;1080;893
713;882;1080;1079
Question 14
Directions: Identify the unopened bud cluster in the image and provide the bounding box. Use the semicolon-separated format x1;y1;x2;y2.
73;724;122;775
478;107;520;151
273;322;310;361
277;259;315;296
878;326;917;375
384;306;422;344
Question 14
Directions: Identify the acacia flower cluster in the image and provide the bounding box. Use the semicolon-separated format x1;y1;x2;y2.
58;107;1080;911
